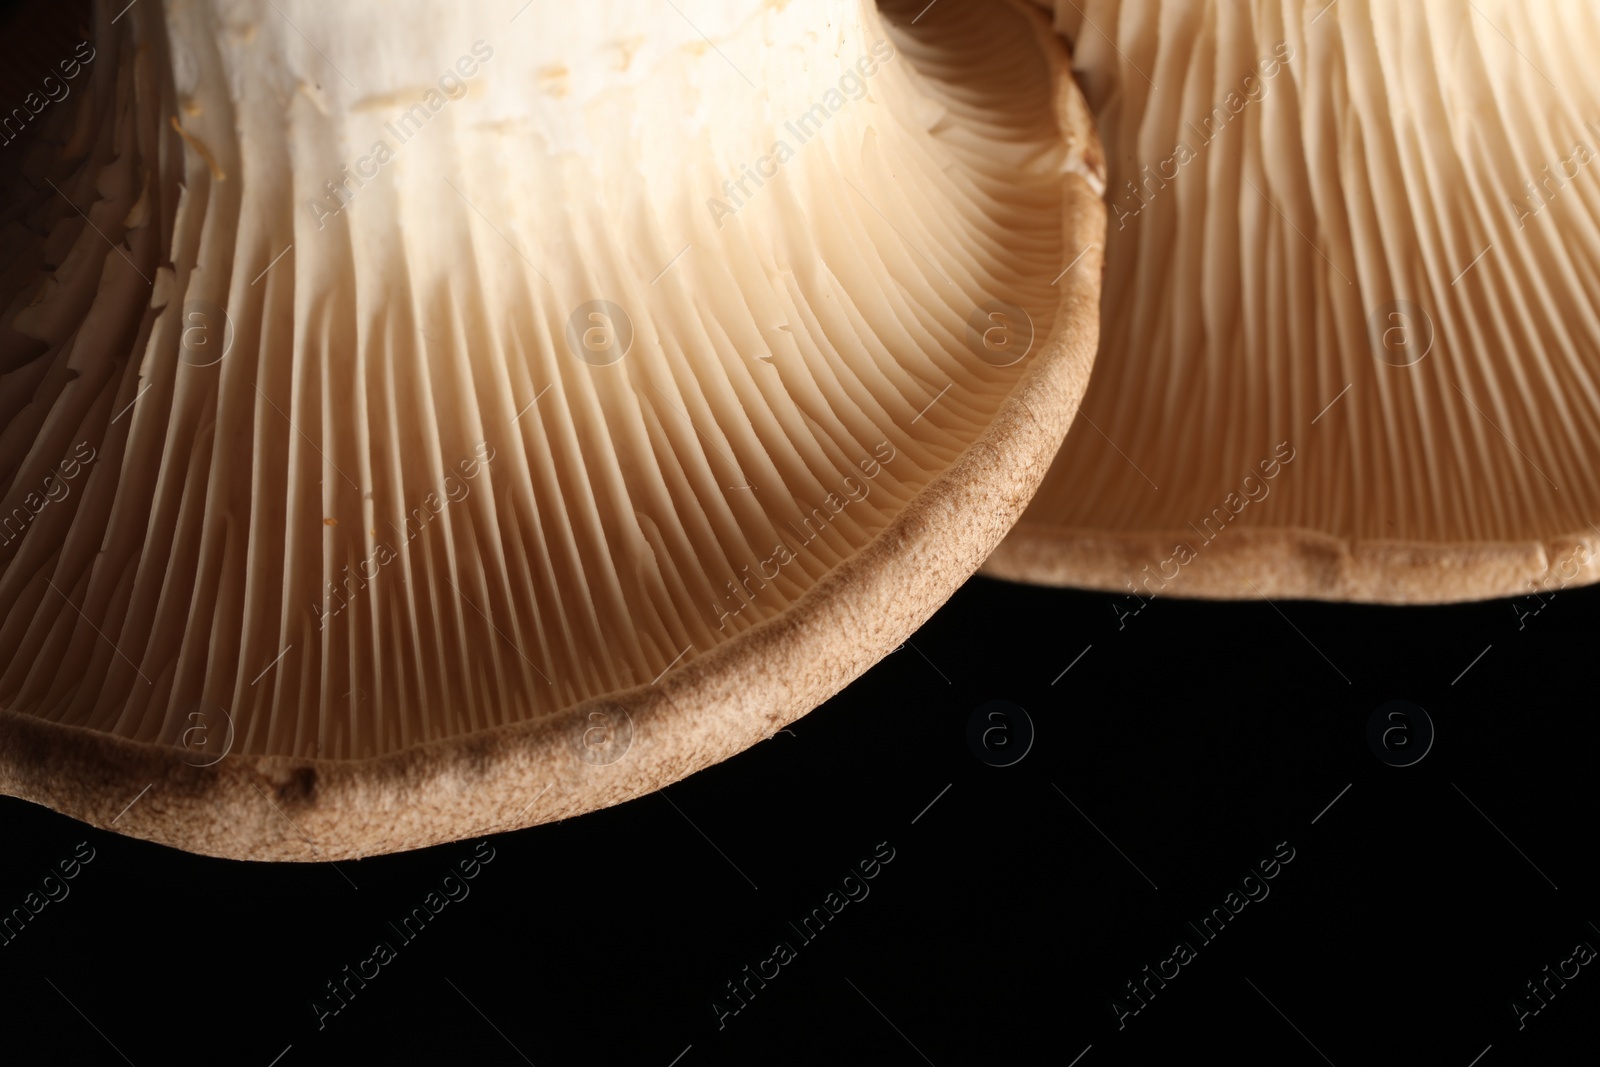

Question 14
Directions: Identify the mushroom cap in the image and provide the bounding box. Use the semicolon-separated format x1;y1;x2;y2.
992;0;1600;603
0;0;1104;859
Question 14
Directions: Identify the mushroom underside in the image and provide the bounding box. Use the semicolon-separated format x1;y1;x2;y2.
992;0;1600;603
0;0;1104;858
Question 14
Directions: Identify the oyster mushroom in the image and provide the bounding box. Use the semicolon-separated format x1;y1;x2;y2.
0;0;1104;859
991;0;1600;603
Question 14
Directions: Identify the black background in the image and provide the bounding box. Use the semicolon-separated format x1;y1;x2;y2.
2;573;1596;1065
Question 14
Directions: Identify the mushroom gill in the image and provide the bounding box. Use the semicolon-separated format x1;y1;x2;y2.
992;0;1600;602
0;0;1103;858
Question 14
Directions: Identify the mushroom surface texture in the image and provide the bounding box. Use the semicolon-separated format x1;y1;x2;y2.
0;0;1104;859
990;0;1600;603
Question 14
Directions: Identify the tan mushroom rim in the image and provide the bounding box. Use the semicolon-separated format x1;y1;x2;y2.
988;0;1600;604
0;0;1104;860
